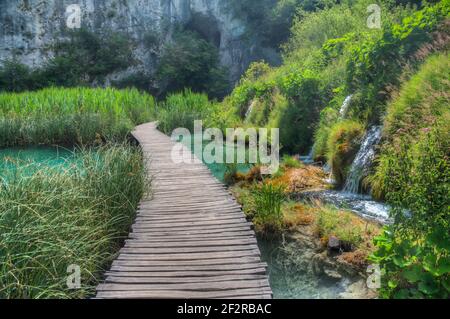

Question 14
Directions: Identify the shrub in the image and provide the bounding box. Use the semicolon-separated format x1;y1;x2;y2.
312;106;340;161
157;29;229;98
369;53;449;299
315;205;366;249
281;154;303;169
326;120;365;187
345;1;449;121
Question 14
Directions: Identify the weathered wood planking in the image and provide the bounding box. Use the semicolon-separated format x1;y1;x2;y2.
96;122;272;299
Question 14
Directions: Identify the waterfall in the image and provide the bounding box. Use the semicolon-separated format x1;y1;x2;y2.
343;126;382;194
299;148;314;164
245;100;256;122
339;95;353;118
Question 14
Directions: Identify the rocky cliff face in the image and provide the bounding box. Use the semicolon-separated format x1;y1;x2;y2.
0;0;258;82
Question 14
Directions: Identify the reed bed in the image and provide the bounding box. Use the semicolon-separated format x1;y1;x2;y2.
0;144;149;298
0;87;156;147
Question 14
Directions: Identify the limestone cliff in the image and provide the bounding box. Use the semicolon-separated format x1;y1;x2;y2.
0;0;264;82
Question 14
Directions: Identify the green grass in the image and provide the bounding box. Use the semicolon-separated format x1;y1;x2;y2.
0;87;155;147
0;143;149;298
0;87;153;298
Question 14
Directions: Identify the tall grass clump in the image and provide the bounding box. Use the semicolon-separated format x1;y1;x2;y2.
0;143;149;298
157;90;212;134
253;183;286;235
368;53;450;299
0;87;155;147
157;89;237;134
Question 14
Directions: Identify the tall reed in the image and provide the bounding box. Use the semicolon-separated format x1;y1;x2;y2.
0;87;156;147
0;143;149;298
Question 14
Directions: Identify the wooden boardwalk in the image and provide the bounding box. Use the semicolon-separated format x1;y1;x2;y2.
96;122;272;299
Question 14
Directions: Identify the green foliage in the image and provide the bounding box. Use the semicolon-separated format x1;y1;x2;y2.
253;183;286;234
157;30;229;98
282;154;303;168
49;29;134;86
326;120;365;187
0;29;134;92
346;1;449;121
315;205;365;248
157;90;213;134
284;1;369;60
369;53;449;299
0;143;149;298
312;106;339;161
0;87;155;147
0;59;34;92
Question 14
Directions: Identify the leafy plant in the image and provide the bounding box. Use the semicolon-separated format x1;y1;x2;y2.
253;183;286;234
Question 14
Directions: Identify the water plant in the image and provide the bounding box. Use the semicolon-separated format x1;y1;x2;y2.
0;143;149;298
253;183;286;235
0;87;155;147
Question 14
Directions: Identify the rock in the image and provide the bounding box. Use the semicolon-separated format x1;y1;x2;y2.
0;0;265;82
339;279;377;299
328;236;341;250
323;268;343;280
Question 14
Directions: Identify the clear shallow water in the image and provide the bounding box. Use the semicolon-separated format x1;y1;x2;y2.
258;238;356;299
300;190;391;224
0;146;75;176
179;135;251;182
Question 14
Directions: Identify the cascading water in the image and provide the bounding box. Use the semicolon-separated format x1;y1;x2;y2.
339;95;353;118
300;125;391;223
244;100;256;122
299;148;314;165
343;126;382;194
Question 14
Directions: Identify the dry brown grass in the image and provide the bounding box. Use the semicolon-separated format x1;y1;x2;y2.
271;166;327;193
283;203;315;229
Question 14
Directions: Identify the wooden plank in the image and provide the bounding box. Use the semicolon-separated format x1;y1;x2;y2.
97;279;271;291
111;257;264;267
116;250;261;261
104;274;268;284
96;289;272;299
96;122;271;299
119;244;259;254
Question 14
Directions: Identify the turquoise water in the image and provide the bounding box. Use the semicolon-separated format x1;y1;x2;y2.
180;135;251;182
0;146;75;176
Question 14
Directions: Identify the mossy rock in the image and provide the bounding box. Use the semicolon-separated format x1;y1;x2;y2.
326;120;365;187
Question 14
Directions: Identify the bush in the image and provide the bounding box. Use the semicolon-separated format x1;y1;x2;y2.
368;53;449;299
312;106;340;161
157;90;212;134
345;1;449;121
0;60;35;92
326;120;365;187
157;30;229;98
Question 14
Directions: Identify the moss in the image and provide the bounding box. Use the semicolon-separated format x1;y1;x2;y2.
326;120;365;187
